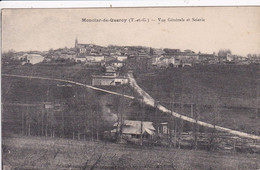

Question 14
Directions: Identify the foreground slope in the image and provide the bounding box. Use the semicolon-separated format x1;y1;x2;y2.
2;136;260;169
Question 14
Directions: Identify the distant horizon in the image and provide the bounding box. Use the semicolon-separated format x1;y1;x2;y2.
2;7;260;56
3;41;255;57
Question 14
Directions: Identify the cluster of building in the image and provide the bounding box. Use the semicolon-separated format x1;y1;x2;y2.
12;38;260;68
151;49;260;68
73;39;129;86
91;64;128;86
74;39;151;64
151;50;197;68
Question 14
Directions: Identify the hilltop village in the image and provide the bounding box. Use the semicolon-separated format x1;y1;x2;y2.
3;38;260;67
3;39;260;87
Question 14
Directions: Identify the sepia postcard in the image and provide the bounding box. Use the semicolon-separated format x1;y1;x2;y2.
1;7;260;169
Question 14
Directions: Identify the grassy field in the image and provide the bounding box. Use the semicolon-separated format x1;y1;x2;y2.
1;70;147;138
2;64;101;85
134;64;260;135
2;136;260;169
135;65;260;107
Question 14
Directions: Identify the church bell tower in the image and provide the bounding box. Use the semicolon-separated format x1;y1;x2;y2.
75;38;78;48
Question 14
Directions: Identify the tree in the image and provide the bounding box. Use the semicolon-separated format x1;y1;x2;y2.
2;50;16;59
207;94;221;151
2;50;20;65
149;47;154;55
49;48;54;54
218;49;231;58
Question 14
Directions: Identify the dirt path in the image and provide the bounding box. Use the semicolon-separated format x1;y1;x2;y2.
127;73;260;140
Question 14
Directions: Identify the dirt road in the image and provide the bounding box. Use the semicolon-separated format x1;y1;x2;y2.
127;73;260;140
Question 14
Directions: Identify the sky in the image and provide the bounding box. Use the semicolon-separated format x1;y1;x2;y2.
2;7;260;56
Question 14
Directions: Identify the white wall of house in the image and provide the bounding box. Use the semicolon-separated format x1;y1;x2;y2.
94;56;105;62
116;56;128;61
176;54;199;60
87;56;105;62
92;77;128;86
164;57;175;65
112;62;124;68
25;54;44;64
76;57;86;62
152;56;163;65
227;55;233;62
114;78;128;85
79;48;87;53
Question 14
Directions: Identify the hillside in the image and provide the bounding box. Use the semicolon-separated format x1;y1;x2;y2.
134;65;260;135
2;64;159;139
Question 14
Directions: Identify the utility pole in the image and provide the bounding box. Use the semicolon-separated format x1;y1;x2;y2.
97;115;99;141
95;103;99;141
45;111;48;137
41;104;44;136
92;110;94;141
84;106;87;141
179;119;183;149
155;79;159;138
96;114;99;141
45;78;50;137
191;103;194;118
72;111;75;140
174;118;177;148
59;70;64;138
78;123;80;140
26;105;29;136
116;109;119;142
178;93;184;149
51;111;54;138
179;65;184;149
256;84;259;119
194;103;199;150
211;102;217;150
119;86;125;143
155;100;159;138
22;111;24;136
84;80;87;141
140;98;144;146
28;114;31;136
62;110;64;138
169;93;174;147
52;125;55;138
28;66;32;136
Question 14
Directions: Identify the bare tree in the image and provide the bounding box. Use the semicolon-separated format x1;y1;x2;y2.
191;80;201;150
255;82;259;119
